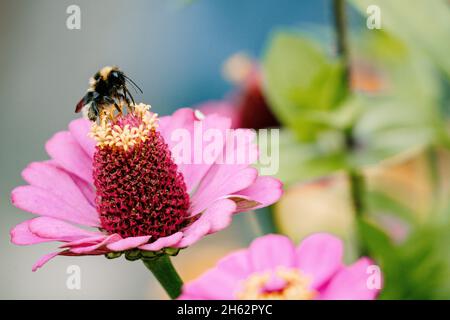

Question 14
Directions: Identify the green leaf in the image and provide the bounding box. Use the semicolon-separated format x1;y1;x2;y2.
349;0;450;78
357;217;396;261
262;32;347;141
366;191;418;224
349;27;450;154
350;7;450;150
255;128;347;187
354;96;437;163
388;224;450;299
353;29;442;107
358;217;450;299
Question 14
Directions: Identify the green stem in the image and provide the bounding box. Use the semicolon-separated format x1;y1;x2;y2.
348;166;369;256
425;146;440;217
142;254;183;299
333;0;351;88
333;0;368;255
348;167;366;217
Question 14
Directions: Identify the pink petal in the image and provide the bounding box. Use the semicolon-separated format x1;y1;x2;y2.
216;249;252;279
174;220;210;248
31;247;107;271
189;128;258;214
68;234;122;254
10;220;50;245
160;109;262;215
248;234;296;272
320;258;381;300
32;251;60;272
296;233;343;289
158;108;196;140
197;100;241;128
107;235;151;251
69;118;96;158
45;131;93;184
11;185;98;227
190;167;258;215
60;235;109;248
231;176;283;212
139;232;183;251
202;198;238;232
68;171;96;206
20;161;99;226
181;268;239;299
28;217;100;241
264;274;288;292
159;108;232;193
181;113;233;192
175;199;237;248
177;293;201;300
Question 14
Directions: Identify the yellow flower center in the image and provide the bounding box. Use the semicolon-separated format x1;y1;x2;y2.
236;267;316;300
89;103;158;151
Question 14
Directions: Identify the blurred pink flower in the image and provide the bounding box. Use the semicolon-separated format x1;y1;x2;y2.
179;233;381;300
199;55;386;131
10;106;282;271
198;56;279;130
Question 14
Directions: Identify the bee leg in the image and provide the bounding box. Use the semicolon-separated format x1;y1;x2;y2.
124;87;135;114
117;92;131;115
98;110;105;124
108;106;114;121
107;103;121;122
114;102;122;118
104;96;122;120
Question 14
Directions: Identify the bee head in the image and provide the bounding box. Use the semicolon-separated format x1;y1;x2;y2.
108;69;126;88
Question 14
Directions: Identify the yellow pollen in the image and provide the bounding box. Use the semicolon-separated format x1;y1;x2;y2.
236;267;316;300
89;103;158;151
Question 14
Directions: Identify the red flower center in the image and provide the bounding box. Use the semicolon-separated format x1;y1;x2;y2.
91;105;191;241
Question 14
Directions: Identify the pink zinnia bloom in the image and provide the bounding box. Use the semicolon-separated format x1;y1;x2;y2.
198;54;279;130
179;234;382;300
10;104;282;271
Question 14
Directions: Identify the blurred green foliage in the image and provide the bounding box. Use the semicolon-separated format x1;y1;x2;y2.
263;32;348;141
350;0;450;79
359;217;450;299
261;0;450;299
263;29;449;183
262;0;450;178
353;30;450;154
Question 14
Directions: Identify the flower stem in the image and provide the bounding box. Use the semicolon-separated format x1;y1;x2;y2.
142;254;183;299
333;0;351;89
333;0;368;255
348;167;365;217
425;145;440;217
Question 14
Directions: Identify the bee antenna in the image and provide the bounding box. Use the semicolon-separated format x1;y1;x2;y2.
127;81;139;94
124;75;143;94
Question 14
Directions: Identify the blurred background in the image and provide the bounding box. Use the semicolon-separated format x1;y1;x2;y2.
0;0;449;299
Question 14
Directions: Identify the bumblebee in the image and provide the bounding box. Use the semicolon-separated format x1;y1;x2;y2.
75;66;142;122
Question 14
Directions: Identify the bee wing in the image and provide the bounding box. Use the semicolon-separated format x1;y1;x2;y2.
75;97;85;113
81;102;95;120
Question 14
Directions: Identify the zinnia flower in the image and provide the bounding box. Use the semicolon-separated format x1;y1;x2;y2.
10;104;282;271
198;53;279;130
179;233;382;300
199;54;385;131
